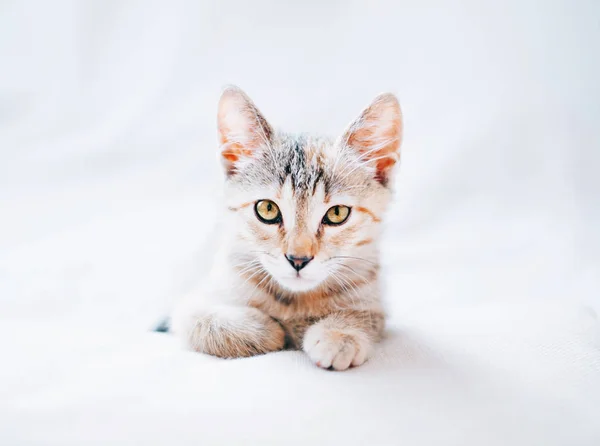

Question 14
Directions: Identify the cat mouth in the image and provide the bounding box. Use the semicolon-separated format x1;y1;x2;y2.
259;258;325;291
286;272;311;281
291;271;318;281
275;272;322;292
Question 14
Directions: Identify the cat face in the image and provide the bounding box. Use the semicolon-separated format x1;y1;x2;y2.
218;87;402;294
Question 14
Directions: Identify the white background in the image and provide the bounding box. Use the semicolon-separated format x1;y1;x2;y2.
1;1;599;445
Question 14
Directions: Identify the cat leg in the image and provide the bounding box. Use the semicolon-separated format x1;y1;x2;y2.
172;303;285;358
302;311;385;371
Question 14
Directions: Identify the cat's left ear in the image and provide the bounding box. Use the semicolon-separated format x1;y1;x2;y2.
340;93;402;186
217;86;273;176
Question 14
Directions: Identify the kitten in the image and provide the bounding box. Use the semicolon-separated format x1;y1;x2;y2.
171;86;402;370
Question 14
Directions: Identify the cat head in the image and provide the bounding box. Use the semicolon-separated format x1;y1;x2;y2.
218;86;402;294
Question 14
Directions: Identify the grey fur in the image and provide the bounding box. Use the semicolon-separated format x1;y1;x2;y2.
230;131;375;198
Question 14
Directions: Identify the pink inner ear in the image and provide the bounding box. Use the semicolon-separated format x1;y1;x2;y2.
221;143;252;163
346;95;402;184
219;124;255;164
219;124;264;171
217;87;273;175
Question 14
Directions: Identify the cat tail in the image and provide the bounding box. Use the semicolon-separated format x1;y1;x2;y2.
153;317;170;333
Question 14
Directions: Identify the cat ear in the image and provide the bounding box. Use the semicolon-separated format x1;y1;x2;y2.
341;93;402;186
217;86;273;176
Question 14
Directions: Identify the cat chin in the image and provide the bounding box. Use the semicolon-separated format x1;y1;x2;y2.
271;274;324;293
259;258;327;293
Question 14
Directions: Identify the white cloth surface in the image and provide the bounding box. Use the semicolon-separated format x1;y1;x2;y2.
1;1;599;445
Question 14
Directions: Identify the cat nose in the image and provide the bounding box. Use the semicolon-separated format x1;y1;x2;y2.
285;254;314;272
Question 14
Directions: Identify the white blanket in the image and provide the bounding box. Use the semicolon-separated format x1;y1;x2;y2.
1;1;599;445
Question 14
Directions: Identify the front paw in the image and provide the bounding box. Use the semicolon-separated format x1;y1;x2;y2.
303;324;371;371
187;306;285;358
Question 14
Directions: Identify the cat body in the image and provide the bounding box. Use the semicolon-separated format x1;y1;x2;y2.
171;87;402;370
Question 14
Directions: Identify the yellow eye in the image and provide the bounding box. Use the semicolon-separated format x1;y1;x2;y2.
255;200;282;224
323;205;351;225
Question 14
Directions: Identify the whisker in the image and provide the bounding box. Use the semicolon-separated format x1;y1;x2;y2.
244;270;272;302
326;255;377;265
232;259;260;269
236;262;261;274
334;269;370;314
248;250;277;259
331;269;362;311
237;265;267;288
332;262;362;276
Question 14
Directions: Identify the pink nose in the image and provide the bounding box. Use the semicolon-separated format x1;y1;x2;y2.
285;254;313;272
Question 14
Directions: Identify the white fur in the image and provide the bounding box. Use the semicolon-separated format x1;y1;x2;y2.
303;322;372;370
172;87;400;366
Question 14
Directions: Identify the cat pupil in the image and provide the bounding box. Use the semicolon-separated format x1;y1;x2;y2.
334;206;339;216
267;203;272;212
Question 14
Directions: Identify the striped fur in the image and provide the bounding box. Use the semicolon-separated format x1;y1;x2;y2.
171;86;402;370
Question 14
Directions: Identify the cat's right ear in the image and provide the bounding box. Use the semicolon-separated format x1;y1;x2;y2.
217;86;273;176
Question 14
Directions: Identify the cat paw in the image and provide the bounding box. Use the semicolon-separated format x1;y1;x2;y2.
303;324;371;371
186;306;285;358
